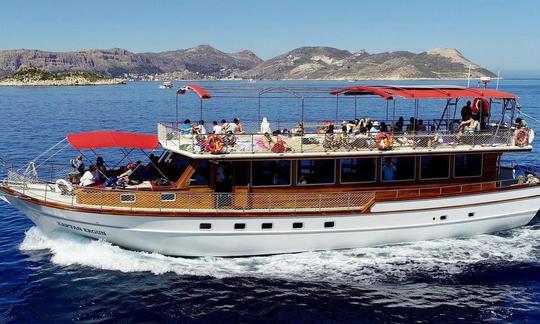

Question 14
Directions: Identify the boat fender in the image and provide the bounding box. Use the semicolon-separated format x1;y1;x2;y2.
514;128;529;147
205;135;225;154
55;179;74;194
472;98;491;116
375;132;393;150
528;129;535;144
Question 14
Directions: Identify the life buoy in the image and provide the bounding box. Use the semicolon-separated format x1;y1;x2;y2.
375;132;393;150
514;128;529;147
205;135;224;154
472;98;491;116
528;129;535;144
55;179;74;194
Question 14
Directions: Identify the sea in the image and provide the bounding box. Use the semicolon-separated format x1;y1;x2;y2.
0;80;539;323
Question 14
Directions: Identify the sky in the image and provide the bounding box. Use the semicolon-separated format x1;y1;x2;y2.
1;0;539;76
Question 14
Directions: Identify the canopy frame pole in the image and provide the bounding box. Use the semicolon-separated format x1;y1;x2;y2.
437;99;451;131
200;99;203;121
139;149;170;181
391;99;396;136
335;95;339;123
301;97;305;124
258;93;261;122
175;93;179;128
385;101;389;121
354;96;357;119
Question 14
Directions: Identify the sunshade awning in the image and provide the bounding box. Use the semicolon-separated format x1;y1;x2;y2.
67;131;159;150
330;86;517;100
176;84;212;99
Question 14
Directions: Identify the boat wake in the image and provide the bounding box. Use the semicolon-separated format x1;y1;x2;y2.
19;224;540;284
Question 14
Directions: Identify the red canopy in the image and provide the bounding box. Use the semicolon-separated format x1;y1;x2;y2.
330;86;517;100
67;131;159;150
176;84;211;99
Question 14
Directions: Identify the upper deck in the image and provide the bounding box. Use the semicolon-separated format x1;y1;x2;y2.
159;83;531;159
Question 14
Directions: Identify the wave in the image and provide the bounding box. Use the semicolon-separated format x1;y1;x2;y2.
19;225;540;284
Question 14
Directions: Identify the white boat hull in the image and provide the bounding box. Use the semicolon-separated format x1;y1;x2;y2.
3;186;540;256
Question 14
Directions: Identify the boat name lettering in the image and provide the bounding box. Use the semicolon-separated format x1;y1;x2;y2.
56;221;107;236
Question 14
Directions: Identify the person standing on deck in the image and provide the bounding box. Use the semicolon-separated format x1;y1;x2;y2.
461;101;472;121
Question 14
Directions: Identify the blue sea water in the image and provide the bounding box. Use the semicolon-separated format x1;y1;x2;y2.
0;80;539;322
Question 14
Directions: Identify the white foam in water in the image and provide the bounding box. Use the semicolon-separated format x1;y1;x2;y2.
19;226;539;283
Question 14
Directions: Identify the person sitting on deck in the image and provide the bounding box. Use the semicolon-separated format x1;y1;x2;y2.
221;119;230;133
194;120;207;135
80;165;98;186
515;117;528;129
395;116;404;132
369;121;380;135
95;156;107;182
212;121;223;134
292;122;304;136
182;119;192;135
380;122;389;132
233;117;245;134
458;116;480;135
260;117;272;134
382;158;397;181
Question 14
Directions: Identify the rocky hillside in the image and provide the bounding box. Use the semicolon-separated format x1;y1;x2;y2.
241;47;494;80
0;46;494;80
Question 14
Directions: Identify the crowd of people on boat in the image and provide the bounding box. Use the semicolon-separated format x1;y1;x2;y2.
71;154;172;188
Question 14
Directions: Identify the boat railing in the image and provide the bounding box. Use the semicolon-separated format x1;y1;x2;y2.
3;169;531;213
158;122;515;156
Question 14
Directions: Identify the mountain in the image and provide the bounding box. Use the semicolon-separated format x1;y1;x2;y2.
242;47;495;80
0;45;494;80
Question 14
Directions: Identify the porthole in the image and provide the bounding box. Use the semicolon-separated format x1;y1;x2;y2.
293;222;303;229
120;194;136;203
440;215;447;221
468;212;475;217
160;193;176;202
199;223;212;230
261;223;273;230
234;223;246;230
324;221;335;228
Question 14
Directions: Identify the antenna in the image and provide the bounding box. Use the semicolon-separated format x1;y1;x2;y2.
496;71;500;89
467;65;471;87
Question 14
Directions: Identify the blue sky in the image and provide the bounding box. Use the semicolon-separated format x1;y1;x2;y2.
1;0;539;76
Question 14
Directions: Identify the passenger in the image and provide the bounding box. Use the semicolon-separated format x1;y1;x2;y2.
70;155;85;175
220;119;230;133
461;101;472;121
382;158;397;181
298;175;308;185
80;165;97;186
515;117;528;129
417;119;427;132
228;118;238;133
458;117;479;135
526;174;539;185
380;122;388;132
395;116;404;132
233;117;245;134
260;117;272;134
182;119;192;135
292;122;304;136
369;121;380;135
212;121;223;134
326;124;335;134
95;156;107;181
407;117;416;132
194;120;207;135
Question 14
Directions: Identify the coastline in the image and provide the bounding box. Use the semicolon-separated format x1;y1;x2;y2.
0;78;126;86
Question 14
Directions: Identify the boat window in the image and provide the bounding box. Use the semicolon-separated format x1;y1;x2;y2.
297;159;335;185
324;221;335;228
380;157;415;182
120;194;136;203
190;160;211;185
420;155;450;180
165;153;190;182
199;223;212;230
233;162;249;186
252;160;291;186
261;223;273;230
160;193;176;202
454;154;483;177
234;223;246;230
293;222;303;229
340;158;376;183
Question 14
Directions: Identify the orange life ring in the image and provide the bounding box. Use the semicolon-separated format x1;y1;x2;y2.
514;128;529;147
205;135;224;153
375;132;393;150
472;98;491;116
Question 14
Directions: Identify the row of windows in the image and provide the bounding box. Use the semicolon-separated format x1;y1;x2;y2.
250;154;483;186
199;221;336;230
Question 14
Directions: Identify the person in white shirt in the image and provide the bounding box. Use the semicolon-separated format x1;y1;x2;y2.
260;117;271;134
228;120;237;133
79;165;97;186
369;121;380;135
195;120;207;135
212;121;222;134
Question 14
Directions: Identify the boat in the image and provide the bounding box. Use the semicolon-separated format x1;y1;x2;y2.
1;84;539;257
159;81;174;89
